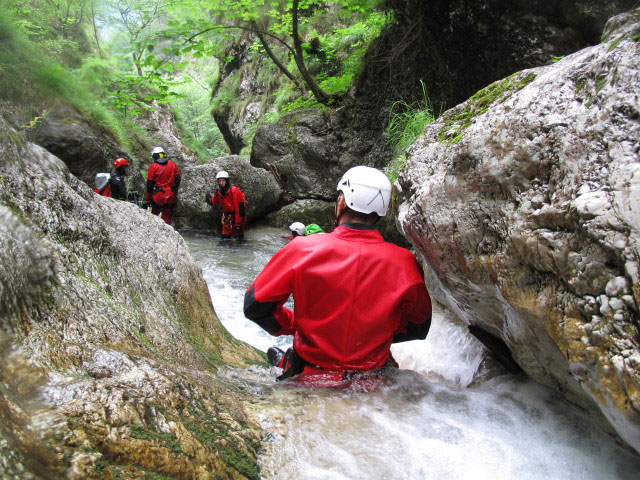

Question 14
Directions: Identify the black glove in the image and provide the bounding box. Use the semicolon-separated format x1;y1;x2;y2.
205;193;212;203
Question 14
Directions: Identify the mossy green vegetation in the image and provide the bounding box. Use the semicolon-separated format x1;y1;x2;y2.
178;397;260;480
386;80;435;155
607;35;624;52
437;71;537;143
384;155;407;184
129;425;183;454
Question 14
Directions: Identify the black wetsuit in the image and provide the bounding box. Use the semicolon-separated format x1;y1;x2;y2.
109;171;127;200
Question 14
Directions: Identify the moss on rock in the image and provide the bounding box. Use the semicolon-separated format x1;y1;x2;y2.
437;72;537;143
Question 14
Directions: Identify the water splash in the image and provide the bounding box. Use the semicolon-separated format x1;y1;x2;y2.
183;226;640;479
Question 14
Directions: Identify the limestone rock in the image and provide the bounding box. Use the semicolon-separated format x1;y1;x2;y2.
135;101;199;167
264;199;336;233
399;9;640;453
251;108;392;200
33;102;130;187
0;115;264;477
174;155;281;230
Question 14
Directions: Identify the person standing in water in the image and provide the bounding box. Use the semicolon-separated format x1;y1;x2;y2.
244;166;431;383
284;222;324;242
286;222;306;241
205;170;247;241
145;147;180;225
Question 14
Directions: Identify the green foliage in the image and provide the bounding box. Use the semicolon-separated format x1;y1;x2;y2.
107;71;185;117
313;11;390;95
151;1;387;105
3;0;92;67
384;155;407;184
281;96;324;114
3;0;391;161
386;81;434;152
0;14;70;102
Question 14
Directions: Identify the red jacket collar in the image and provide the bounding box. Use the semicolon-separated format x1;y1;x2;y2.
333;225;383;243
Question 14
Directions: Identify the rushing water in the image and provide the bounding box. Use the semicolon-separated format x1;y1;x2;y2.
182;226;640;480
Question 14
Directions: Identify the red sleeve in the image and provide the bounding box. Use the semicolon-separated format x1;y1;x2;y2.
243;244;296;336
209;190;221;205
147;163;157;181
234;186;245;204
392;258;432;343
233;187;246;226
146;164;157;200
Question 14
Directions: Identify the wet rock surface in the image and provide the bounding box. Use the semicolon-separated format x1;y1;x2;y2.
0;115;265;478
263;199;336;233
174;155;282;230
399;9;640;453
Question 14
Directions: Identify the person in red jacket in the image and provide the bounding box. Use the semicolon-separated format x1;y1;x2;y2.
244;166;432;386
205;170;246;240
145;147;180;225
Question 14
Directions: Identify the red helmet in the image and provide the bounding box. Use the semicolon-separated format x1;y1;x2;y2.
114;158;129;169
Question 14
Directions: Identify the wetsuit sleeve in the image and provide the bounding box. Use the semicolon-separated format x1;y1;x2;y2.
244;245;296;336
146;164;156;201
173;173;181;193
392;259;432;343
209;190;220;205
234;187;246;225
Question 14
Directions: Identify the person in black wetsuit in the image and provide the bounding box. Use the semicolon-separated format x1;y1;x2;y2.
110;158;129;200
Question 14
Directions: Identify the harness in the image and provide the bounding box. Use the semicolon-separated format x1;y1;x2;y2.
277;347;398;383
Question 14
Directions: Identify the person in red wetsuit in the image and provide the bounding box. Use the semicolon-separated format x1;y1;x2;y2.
244;166;432;384
205;170;246;240
283;222;305;241
145;147;180;225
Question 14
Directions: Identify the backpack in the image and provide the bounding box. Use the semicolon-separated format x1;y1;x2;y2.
94;172;112;197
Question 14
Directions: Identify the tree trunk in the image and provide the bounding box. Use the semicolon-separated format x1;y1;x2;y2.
251;22;306;96
91;4;103;58
292;0;332;105
132;53;143;76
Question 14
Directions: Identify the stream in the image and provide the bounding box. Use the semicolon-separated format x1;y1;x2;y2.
182;226;640;480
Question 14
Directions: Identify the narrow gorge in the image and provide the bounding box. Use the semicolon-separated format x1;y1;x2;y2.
1;0;639;478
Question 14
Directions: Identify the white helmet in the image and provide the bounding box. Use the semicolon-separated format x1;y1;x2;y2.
337;166;392;216
151;146;167;163
289;222;305;236
216;170;230;180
